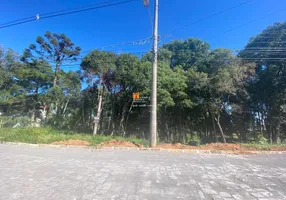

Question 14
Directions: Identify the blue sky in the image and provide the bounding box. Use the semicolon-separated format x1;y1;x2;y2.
1;0;286;68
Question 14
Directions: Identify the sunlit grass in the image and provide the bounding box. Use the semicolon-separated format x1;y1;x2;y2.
0;128;148;146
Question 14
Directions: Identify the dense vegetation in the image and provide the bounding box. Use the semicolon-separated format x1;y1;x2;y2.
1;22;286;145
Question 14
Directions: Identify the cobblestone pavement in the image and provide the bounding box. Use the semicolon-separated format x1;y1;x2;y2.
0;144;286;200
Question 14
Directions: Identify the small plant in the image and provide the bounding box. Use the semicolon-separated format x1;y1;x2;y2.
189;134;201;146
256;134;268;145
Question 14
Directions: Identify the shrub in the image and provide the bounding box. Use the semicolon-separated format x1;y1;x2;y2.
256;134;268;145
0;116;31;128
189;134;201;146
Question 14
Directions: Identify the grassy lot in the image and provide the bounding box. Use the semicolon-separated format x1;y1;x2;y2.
0;128;148;147
240;143;286;150
1;128;285;150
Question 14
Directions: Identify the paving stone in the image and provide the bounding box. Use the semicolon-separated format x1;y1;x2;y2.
0;144;286;200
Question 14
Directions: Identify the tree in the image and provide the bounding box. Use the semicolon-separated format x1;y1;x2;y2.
186;49;255;143
157;63;193;142
239;22;286;143
23;31;81;87
81;50;117;135
17;60;53;98
161;38;210;70
0;46;23;103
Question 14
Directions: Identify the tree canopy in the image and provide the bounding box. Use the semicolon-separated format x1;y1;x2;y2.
1;23;286;145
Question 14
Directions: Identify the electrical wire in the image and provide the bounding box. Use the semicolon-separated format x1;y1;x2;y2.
240;58;286;60
147;7;154;36
208;7;286;40
0;0;138;29
169;0;254;33
0;0;122;27
79;37;152;54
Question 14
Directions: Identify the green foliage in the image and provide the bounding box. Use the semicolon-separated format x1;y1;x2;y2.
23;31;81;86
81;50;117;80
161;38;210;70
255;134;268;145
0;116;31;128
1;23;286;146
189;134;201;146
0;128;147;146
0;47;23;103
239;22;286;144
16;60;53;94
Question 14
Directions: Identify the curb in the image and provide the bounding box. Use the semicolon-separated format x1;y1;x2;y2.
1;141;286;155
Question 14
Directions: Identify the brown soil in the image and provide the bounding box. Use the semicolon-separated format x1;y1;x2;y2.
52;139;90;146
270;146;286;151
201;143;241;151
156;143;199;149
156;143;241;151
226;151;257;155
99;140;139;148
156;142;286;152
50;139;286;153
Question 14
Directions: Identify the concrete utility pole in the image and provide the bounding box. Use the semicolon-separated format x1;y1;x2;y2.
150;0;159;147
142;0;158;147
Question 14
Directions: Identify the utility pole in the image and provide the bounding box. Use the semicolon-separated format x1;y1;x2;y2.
150;0;159;147
143;0;159;147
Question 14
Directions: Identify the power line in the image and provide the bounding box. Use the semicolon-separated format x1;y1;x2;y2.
0;0;138;29
208;7;286;40
169;0;254;33
79;37;152;54
51;51;150;65
240;58;286;60
0;0;122;27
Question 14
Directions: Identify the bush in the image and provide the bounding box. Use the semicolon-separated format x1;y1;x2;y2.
256;134;268;145
0;116;31;128
189;134;201;146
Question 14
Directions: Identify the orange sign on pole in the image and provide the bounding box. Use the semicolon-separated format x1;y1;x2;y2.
133;92;140;100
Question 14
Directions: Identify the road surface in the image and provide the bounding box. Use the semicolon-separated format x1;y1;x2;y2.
0;144;286;200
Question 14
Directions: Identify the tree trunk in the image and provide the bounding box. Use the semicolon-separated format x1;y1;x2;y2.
273;123;281;144
190;128;194;140
259;112;263;136
125;101;134;135
119;104;128;136
62;100;69;117
170;129;174;143
165;123;170;142
53;64;60;87
107;117;111;132
178;109;183;143
93;84;103;135
211;113;218;142
267;123;273;144
214;115;226;143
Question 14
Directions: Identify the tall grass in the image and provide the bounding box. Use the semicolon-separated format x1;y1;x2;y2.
0;128;148;146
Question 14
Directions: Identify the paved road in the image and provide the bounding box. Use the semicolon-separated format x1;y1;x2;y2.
0;145;286;200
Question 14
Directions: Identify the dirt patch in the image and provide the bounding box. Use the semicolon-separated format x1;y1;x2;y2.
201;143;241;151
156;143;286;153
51;139;286;153
51;139;90;146
157;143;240;151
270;146;286;151
226;151;257;155
99;140;139;148
156;143;199;149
